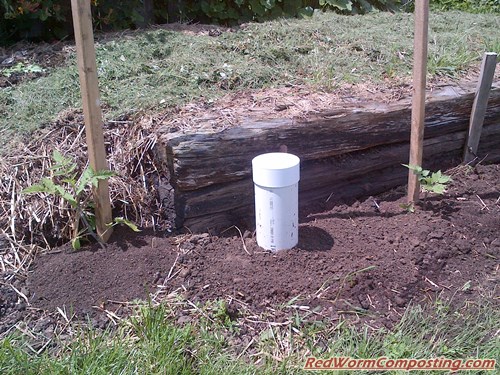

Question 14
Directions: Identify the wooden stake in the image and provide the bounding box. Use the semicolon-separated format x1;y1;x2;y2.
463;52;498;163
71;0;113;241
407;0;429;204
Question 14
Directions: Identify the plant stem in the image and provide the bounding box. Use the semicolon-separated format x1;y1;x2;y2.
72;208;80;242
77;207;106;249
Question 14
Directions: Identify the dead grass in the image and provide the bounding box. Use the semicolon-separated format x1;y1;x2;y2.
1;287;498;374
1;10;499;151
0;9;499;278
0;110;173;251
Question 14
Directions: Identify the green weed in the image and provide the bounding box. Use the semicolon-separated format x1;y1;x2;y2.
1;62;44;77
22;150;139;249
403;164;453;200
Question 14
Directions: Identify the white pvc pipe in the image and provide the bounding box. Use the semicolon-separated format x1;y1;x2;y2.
252;153;300;251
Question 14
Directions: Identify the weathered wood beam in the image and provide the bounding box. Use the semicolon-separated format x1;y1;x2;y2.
176;123;500;232
464;52;498;163
155;84;500;233
160;85;500;191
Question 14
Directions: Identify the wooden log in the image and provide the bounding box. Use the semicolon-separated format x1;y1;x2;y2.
180;150;453;233
159;84;500;191
177;122;500;232
156;83;500;233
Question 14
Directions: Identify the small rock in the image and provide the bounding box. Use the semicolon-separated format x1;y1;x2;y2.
226;302;239;320
409;237;421;248
358;296;370;310
1;57;14;65
428;230;445;240
435;250;449;260
422;253;432;265
179;268;191;279
454;239;472;253
190;233;209;245
177;315;191;325
181;242;195;251
15;302;26;312
153;271;162;284
394;296;406;307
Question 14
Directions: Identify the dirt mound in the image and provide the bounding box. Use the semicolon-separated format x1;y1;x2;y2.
27;229;178;317
25;164;499;328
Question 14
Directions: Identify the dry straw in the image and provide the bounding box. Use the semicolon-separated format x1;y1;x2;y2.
0;110;173;261
0;83;412;277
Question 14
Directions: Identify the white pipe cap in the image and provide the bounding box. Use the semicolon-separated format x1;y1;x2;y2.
252;152;300;188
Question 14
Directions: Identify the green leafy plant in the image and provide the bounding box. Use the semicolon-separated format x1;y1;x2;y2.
319;0;399;13
403;164;453;200
0;0;154;45
22;150;139;249
1;62;44;77
178;0;402;25
399;202;415;213
430;0;500;13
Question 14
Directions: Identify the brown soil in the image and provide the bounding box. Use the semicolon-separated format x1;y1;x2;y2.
18;163;499;330
1;25;498;345
0;41;70;87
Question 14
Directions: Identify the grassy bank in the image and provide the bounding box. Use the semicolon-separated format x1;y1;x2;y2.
1;11;499;150
0;300;498;374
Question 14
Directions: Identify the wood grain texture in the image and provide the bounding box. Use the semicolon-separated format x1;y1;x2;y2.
464;52;498;163
407;0;429;203
160;86;500;191
156;83;500;233
172;123;500;232
71;0;112;241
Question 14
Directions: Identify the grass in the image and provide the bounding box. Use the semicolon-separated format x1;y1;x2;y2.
1;9;498;374
0;299;498;374
0;10;499;150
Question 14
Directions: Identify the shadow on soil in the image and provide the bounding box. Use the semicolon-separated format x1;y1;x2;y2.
297;225;334;251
